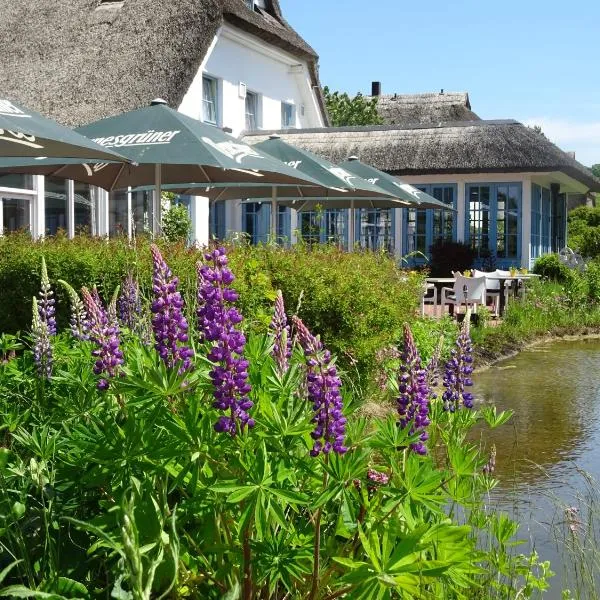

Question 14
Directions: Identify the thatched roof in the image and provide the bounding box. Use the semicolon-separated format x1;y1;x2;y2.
244;120;600;192
0;0;328;127
368;92;480;127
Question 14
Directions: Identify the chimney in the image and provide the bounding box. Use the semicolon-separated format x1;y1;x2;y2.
371;81;381;97
567;151;576;159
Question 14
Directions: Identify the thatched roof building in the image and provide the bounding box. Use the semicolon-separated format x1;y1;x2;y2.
244;120;600;191
368;91;480;127
0;0;327;127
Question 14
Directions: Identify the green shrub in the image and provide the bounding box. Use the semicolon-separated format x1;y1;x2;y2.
428;240;476;277
162;203;192;243
532;253;571;282
0;235;423;384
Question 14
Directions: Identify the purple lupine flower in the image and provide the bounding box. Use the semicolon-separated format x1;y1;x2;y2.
59;280;89;341
396;324;430;455
270;290;291;375
425;336;444;399
82;287;124;390
32;297;52;380
442;320;475;411
196;247;254;435
292;316;347;457
150;244;193;373
38;257;56;335
367;468;390;486
117;273;141;330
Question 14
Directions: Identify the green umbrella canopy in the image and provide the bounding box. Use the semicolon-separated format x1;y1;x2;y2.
0;101;324;192
0;98;130;162
147;135;410;206
338;157;452;210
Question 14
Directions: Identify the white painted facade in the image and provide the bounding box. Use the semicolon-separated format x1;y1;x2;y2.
177;23;326;245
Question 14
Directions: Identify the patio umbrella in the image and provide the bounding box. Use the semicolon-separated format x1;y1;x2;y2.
0;100;325;232
338;157;451;210
148;135;407;240
0;98;130;162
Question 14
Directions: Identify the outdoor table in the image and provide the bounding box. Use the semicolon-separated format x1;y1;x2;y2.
483;274;541;316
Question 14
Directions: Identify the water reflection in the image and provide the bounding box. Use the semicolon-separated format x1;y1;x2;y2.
474;340;600;492
473;340;600;598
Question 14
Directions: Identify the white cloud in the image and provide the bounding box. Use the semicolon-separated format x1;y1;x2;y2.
523;117;600;167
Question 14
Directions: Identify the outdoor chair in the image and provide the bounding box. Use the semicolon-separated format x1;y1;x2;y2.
441;274;486;316
421;282;436;317
473;269;502;317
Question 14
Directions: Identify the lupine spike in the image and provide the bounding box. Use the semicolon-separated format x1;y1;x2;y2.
292;316;347;457
442;317;475;411
82;287;124;390
117;273;141;329
32;297;52;380
270;290;291;375
59;280;89;341
38;257;56;335
108;286;120;325
396;324;431;455
197;247;254;435
150;244;193;373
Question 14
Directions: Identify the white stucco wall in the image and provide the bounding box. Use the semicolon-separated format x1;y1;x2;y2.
178;24;325;244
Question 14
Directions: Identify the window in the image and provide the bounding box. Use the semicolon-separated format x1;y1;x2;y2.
202;76;218;125
281;102;295;128
242;202;269;244
466;183;522;268
359;209;392;251
245;92;259;131
299;209;346;247
210;201;226;240
0;174;33;190
45;177;68;236
403;184;456;264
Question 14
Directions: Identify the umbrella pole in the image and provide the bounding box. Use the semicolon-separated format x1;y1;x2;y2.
154;163;162;237
271;187;278;244
348;199;355;252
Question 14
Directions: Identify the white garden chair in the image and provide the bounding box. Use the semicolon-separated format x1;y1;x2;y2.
441;274;486;316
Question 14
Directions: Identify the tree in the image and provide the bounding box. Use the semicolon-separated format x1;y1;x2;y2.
592;164;600;178
323;86;383;127
529;124;546;138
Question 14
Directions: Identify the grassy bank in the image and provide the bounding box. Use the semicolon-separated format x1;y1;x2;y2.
471;257;600;365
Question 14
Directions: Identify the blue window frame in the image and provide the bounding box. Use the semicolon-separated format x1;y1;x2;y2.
465;183;522;268
277;205;291;245
531;184;542;260
241;202;292;245
357;208;393;251
209;201;226;240
402;184;457;264
298;209;347;246
530;184;554;260
242;202;270;244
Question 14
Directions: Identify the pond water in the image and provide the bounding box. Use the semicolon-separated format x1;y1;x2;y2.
473;339;600;598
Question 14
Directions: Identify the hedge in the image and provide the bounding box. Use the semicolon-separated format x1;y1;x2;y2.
0;233;424;380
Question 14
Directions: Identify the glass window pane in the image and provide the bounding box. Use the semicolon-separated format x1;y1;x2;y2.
202;77;217;125
245;93;258;131
2;197;30;232
74;182;95;235
45;176;67;236
281;103;294;128
109;190;128;237
0;173;33;190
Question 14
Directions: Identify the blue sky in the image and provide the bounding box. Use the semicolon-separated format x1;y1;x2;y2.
280;0;600;167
